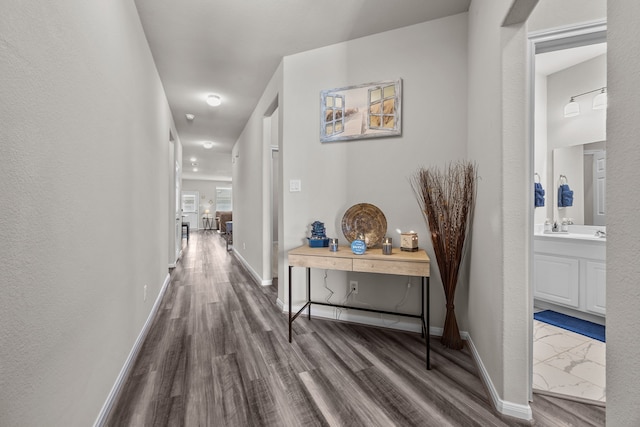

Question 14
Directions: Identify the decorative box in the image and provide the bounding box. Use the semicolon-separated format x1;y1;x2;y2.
400;232;419;252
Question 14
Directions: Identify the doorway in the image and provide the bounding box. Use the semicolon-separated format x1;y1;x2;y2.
271;147;279;283
181;190;199;231
263;97;279;288
530;23;607;404
169;130;182;267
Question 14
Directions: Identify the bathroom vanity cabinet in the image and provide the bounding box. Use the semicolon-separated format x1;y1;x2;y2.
533;232;606;320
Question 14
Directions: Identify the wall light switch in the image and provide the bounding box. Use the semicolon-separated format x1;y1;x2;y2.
289;179;301;192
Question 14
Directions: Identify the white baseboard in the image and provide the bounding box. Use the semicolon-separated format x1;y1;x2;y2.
231;248;271;286
465;334;533;421
276;298;285;311
93;273;171;427
168;248;183;269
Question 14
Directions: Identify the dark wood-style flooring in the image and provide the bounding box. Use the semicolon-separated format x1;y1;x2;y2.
104;231;605;426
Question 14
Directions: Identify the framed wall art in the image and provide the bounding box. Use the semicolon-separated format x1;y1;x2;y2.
320;79;402;142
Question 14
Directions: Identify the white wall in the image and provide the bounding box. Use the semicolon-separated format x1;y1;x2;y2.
467;0;532;412
232;62;283;285
528;0;607;31
534;73;549;225
0;1;177;425
607;2;640;425
547;55;607;149
278;14;468;330
182;179;233;220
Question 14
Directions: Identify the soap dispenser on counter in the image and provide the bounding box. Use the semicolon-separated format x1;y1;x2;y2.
544;218;552;233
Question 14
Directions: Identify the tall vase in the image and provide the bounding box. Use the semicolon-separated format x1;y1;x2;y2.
442;288;463;349
412;162;477;351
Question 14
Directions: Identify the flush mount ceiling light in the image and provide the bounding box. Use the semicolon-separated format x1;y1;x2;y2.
206;94;222;107
563;87;607;118
185;113;195;121
189;157;197;162
193;168;198;172
203;141;214;149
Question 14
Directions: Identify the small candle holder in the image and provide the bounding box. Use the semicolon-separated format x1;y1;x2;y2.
329;238;338;252
401;232;419;252
382;237;392;255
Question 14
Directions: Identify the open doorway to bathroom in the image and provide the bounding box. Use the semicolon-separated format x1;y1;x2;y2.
530;23;607;404
263;96;280;290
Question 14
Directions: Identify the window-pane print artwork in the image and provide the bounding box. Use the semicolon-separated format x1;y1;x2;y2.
320;80;401;142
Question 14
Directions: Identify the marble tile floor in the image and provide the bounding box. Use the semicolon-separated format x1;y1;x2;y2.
533;319;606;403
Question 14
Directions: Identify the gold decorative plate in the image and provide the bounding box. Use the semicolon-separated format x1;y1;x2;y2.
341;203;387;248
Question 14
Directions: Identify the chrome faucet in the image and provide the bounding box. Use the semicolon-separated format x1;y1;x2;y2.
595;230;606;238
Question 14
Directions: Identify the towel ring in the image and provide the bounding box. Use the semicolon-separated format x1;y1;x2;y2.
534;172;541;183
559;174;568;185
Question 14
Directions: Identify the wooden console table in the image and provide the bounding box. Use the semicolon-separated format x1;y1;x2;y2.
287;245;432;369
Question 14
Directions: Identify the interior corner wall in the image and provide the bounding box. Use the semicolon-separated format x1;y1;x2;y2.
607;2;640;425
0;2;175;425
466;0;608;411
466;0;510;403
279;14;468;329
232;61;283;284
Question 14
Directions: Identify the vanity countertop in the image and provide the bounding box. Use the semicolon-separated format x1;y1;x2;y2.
534;232;606;242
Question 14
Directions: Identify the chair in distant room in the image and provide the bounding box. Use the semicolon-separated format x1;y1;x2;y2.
181;222;190;243
225;221;232;251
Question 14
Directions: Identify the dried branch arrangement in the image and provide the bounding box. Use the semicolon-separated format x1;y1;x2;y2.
412;162;477;350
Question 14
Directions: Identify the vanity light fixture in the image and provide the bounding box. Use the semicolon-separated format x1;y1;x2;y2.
563;98;580;117
592;88;608;110
206;94;222;107
563;87;607;118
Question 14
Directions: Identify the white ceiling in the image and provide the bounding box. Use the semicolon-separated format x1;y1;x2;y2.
536;42;607;76
133;0;471;181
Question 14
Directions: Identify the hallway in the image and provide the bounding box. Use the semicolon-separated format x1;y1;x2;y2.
104;232;604;426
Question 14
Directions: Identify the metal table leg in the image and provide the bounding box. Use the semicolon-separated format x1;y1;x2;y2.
288;265;292;343
307;268;311;320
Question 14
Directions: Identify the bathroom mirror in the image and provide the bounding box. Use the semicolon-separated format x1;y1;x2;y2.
552;141;606;226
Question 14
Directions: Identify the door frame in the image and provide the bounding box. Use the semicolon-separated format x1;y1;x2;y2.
169;130;182;268
528;20;607;400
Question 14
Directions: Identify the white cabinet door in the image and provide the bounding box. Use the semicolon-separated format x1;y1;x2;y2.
585;260;606;315
534;254;580;308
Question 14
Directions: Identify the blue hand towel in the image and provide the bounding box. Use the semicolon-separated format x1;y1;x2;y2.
558;184;574;207
534;182;545;207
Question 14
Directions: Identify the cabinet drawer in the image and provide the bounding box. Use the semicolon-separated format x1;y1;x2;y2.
353;259;429;276
288;254;352;271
